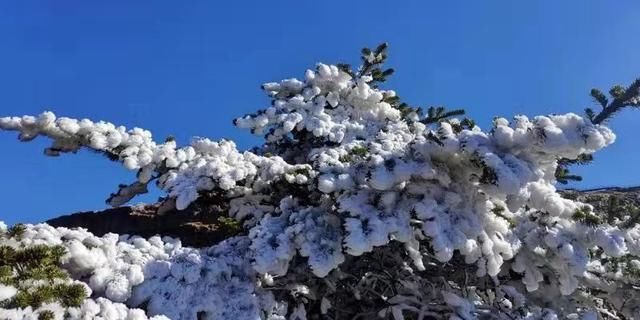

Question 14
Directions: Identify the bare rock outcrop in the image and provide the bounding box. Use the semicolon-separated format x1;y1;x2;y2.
46;202;242;247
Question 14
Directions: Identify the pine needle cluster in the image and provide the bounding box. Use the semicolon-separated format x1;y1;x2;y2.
0;224;87;318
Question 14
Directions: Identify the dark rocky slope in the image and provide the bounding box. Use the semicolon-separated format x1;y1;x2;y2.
46;202;242;247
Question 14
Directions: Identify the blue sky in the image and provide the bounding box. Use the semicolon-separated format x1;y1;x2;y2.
1;1;639;225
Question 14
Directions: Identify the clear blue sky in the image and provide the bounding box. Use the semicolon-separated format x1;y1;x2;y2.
1;1;639;225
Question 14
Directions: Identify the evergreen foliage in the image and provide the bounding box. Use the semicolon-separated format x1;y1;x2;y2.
0;225;87;318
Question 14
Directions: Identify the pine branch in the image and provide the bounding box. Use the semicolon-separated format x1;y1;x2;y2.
591;78;640;124
358;42;389;80
557;153;594;166
421;106;466;125
555;78;640;184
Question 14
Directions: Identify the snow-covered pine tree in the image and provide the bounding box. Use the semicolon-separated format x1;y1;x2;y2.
1;44;639;319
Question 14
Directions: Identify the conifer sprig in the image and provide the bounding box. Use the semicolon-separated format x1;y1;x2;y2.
556;79;640;184
0;227;87;313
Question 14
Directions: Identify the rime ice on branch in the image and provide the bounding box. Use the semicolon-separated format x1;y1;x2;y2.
2;43;640;319
0;113;314;210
